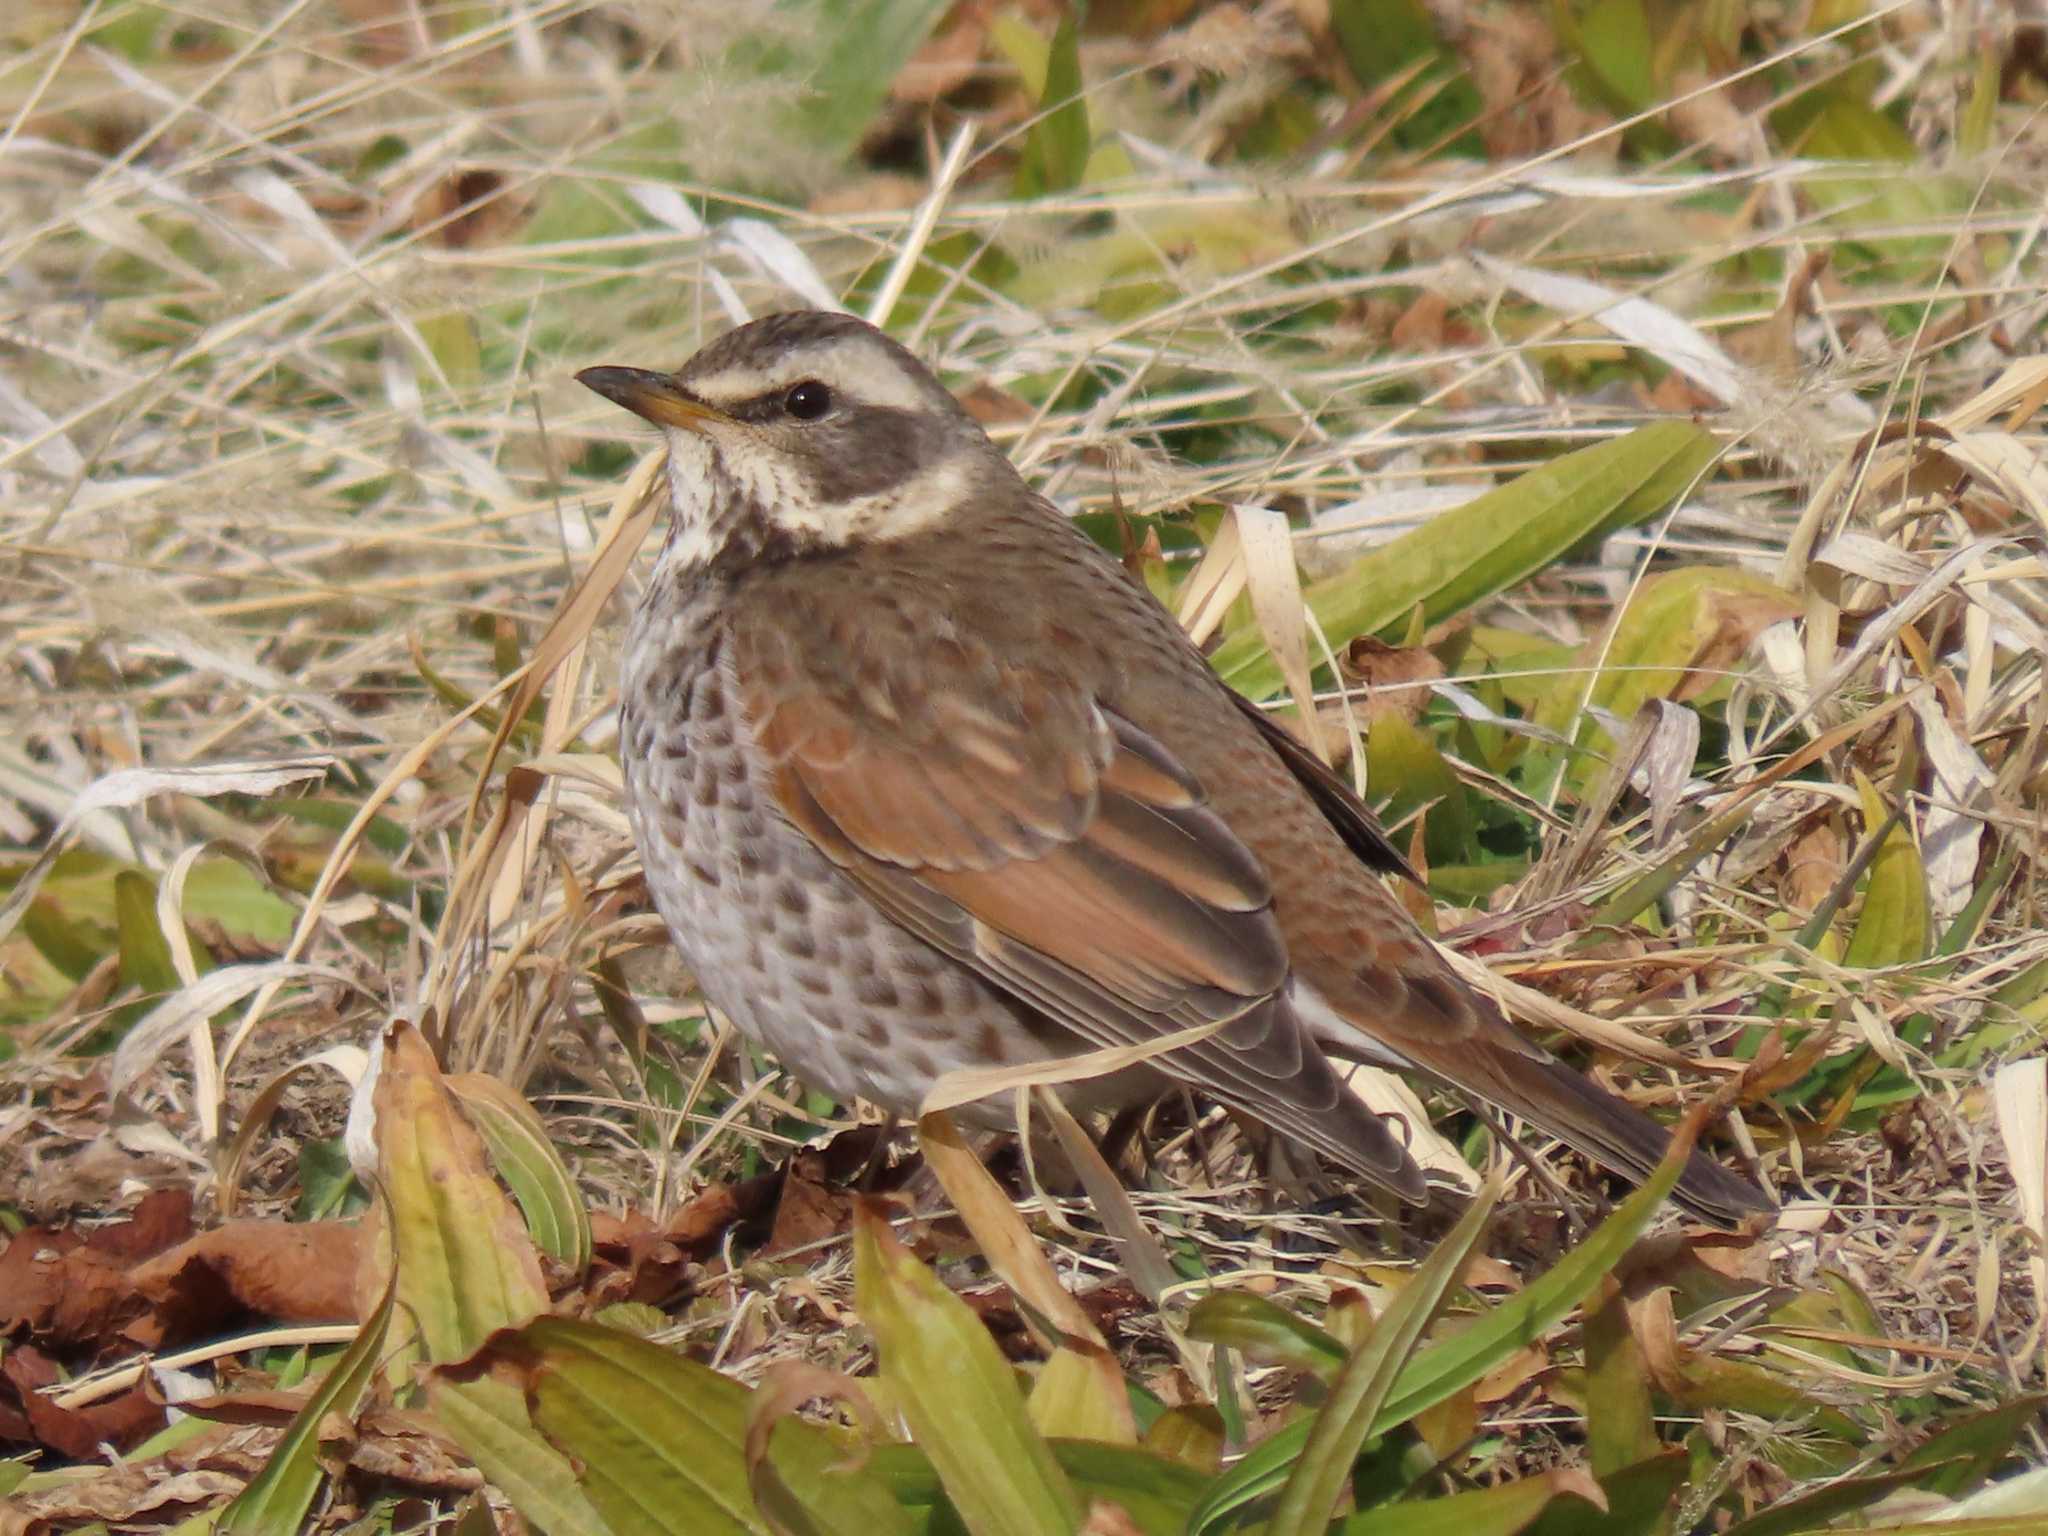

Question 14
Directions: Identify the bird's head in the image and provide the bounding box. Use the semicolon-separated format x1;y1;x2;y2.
578;311;996;566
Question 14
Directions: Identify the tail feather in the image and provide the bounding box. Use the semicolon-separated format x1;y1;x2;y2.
1490;1057;1771;1229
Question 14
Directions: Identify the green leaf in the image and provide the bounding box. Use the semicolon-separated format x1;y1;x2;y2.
428;1370;608;1535
1530;566;1796;786
1958;45;2001;156
853;1199;1081;1536
115;870;184;1000
1266;1173;1504;1536
1897;1394;2048;1496
1185;1292;1347;1382
1582;1280;1659;1483
1365;712;1477;870
440;1318;909;1536
1014;17;1091;198
1211;423;1719;698
1333;1469;1599;1535
1329;0;1485;155
1721;1460;1975;1536
1186;1147;1686;1536
419;311;481;390
1571;0;1656;111
448;1072;594;1274
796;0;949;161
1028;1346;1140;1444
1374;1130;1689;1430
180;858;297;948
1843;770;1930;969
1050;1441;1210;1536
1774;87;1957;270
1524;1451;1689;1536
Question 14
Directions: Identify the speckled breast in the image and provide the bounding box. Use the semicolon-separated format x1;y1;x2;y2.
616;569;1112;1124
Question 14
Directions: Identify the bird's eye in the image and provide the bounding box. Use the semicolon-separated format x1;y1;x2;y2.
783;381;832;421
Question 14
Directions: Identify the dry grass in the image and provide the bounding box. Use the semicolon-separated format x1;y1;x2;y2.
3;0;2047;1522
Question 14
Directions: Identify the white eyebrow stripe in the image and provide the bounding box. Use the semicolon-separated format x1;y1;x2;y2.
688;338;935;415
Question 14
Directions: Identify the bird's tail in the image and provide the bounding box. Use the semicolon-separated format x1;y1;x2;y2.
1481;1054;1772;1230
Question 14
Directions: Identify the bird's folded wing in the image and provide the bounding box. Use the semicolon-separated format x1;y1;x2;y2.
730;619;1423;1198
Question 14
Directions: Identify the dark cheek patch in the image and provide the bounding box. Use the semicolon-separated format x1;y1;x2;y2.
803;407;941;500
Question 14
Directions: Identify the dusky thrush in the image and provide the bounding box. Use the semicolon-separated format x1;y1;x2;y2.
580;310;1770;1228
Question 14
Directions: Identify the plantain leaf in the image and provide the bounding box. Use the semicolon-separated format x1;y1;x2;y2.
373;1024;549;1377
447;1071;594;1274
853;1199;1080;1536
437;1317;909;1536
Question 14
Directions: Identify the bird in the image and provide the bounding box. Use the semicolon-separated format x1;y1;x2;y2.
578;309;1771;1230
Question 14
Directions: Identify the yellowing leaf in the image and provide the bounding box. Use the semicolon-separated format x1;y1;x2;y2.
373;1023;548;1377
1534;566;1797;782
1843;769;1930;969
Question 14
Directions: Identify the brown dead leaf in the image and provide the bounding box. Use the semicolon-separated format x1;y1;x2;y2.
1647;370;1722;415
585;1173;781;1307
1390;290;1454;352
1;1344;164;1458
1665;71;1748;160
765;1149;854;1258
0;1187;192;1348
131;1219;361;1333
1079;1499;1147;1536
1342;635;1446;723
412;167;523;249
1687;1229;1775;1287
0;1464;244;1527
1624;1287;1690;1399
173;1384;317;1426
893;4;989;102
1474;1342;1549;1404
810;173;927;217
1780;816;1844;914
1411;1383;1479;1459
349;1403;487;1491
1675;590;1802;701
958;381;1037;428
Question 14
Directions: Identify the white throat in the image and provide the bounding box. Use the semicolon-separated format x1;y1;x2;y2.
656;428;976;575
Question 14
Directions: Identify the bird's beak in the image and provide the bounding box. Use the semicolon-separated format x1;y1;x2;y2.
576;366;730;432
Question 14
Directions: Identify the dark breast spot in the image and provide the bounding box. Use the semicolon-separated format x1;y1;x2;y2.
854;974;900;1010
